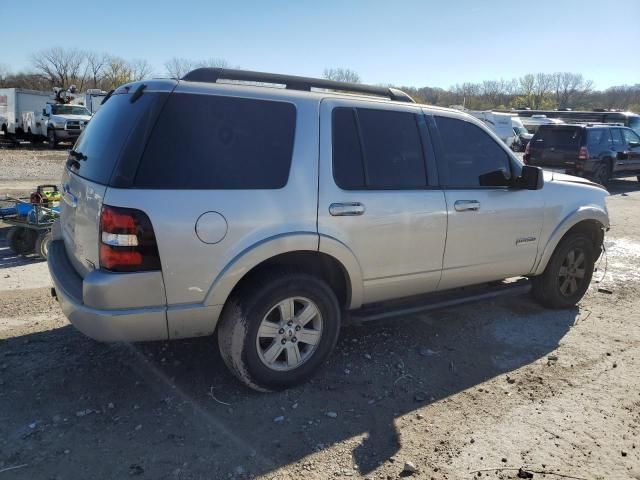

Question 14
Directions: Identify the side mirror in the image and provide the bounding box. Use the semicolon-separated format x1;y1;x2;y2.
479;169;510;187
517;165;544;190
42;109;48;116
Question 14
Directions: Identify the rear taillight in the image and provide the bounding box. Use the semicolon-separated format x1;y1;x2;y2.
99;205;160;272
578;146;589;161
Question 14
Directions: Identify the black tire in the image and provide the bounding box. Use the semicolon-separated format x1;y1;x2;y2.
47;128;57;148
531;233;595;309
590;161;610;187
217;271;341;392
35;230;52;259
7;227;38;255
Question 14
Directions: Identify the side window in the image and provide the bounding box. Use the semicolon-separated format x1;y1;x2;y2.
611;128;625;147
587;128;611;147
135;94;296;189
434;116;511;187
332;107;427;189
621;128;640;146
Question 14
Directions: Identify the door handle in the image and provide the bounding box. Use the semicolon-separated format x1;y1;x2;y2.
329;202;365;216
454;200;480;212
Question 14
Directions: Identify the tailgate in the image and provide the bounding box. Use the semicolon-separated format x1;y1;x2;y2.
61;168;106;278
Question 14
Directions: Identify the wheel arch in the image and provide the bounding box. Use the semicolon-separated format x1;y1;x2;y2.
205;233;363;311
533;208;608;276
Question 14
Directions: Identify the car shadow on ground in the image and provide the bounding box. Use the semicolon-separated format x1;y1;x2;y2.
0;293;579;478
607;177;640;197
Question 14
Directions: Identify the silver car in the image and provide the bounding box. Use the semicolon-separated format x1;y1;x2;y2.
48;69;609;391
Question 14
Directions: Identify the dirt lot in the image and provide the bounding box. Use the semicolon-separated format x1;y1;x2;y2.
0;148;639;480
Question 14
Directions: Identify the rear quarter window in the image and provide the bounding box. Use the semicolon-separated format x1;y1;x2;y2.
69;93;162;185
134;94;296;189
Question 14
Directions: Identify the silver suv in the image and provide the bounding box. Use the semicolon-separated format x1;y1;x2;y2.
48;69;609;392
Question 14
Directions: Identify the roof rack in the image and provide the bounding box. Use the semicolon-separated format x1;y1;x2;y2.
181;68;416;103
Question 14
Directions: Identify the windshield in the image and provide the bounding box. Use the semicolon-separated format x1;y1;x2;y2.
629;116;640;135
51;105;91;116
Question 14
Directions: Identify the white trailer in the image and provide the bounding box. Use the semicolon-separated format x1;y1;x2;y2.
82;89;108;115
466;110;517;148
0;88;50;138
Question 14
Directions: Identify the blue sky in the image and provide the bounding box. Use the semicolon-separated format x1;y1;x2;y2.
3;0;639;89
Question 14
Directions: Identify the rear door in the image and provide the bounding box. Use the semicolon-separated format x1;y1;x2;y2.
318;99;447;304
528;126;582;170
430;114;545;290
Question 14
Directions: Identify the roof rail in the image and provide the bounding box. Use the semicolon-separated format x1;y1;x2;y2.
181;68;416;103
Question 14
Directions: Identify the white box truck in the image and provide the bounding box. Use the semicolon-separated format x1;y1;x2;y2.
0;88;50;140
0;88;92;146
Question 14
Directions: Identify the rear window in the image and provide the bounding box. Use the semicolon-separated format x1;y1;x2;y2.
533;127;582;148
134;94;296;189
69;93;160;184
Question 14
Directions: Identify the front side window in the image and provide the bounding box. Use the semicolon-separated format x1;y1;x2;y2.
332;107;427;189
434;116;511;187
621;128;640;146
135;94;296;189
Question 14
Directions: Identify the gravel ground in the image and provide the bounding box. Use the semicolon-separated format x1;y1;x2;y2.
0;148;639;480
0;145;66;194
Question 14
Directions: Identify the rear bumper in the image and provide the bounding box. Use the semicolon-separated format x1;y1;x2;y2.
47;240;169;342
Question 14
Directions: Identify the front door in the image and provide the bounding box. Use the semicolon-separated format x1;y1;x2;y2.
429;113;546;291
621;128;640;173
318;99;447;305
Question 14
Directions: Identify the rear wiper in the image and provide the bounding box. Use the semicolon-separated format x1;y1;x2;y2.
69;149;87;161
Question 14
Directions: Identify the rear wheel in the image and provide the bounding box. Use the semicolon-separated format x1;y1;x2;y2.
591;161;610;187
218;272;341;392
35;230;52;259
532;233;595;308
7;227;38;255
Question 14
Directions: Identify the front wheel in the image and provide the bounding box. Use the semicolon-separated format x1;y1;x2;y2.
47;129;57;148
531;233;595;309
217;272;341;392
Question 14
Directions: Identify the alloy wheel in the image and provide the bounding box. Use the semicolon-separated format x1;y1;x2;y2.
256;296;323;371
558;247;586;296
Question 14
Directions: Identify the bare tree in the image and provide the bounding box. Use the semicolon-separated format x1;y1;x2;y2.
102;56;132;90
31;47;88;89
323;68;361;84
551;72;593;109
164;57;194;78
164;57;229;78
129;59;153;81
85;52;108;89
0;64;9;87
